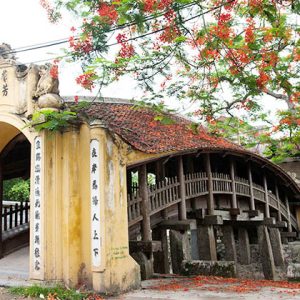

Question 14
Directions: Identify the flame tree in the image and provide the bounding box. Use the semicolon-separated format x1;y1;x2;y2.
44;0;299;161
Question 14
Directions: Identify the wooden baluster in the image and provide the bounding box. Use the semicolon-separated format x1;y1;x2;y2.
14;203;19;227
20;201;24;225
230;159;238;209
9;205;13;229
263;174;270;218
178;156;187;220
285;195;292;232
3;207;7;231
25;202;29;223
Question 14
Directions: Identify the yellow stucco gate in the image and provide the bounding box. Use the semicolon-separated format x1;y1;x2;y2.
0;44;140;293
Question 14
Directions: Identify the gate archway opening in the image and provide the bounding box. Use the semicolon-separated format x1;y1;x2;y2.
0;122;31;280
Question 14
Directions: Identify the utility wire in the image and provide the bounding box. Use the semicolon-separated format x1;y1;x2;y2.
0;2;197;57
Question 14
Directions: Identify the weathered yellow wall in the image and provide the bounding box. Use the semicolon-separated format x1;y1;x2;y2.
31;125;140;293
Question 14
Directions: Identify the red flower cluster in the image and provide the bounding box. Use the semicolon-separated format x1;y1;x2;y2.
245;18;255;44
75;72;95;90
116;33;135;58
98;3;118;24
69;35;93;54
143;0;173;12
49;65;59;79
256;71;270;88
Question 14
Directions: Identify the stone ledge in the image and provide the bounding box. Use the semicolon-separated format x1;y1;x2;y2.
181;260;236;278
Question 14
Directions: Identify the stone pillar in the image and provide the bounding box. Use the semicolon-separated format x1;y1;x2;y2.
230;159;238;209
178;156;187;220
204;153;214;215
222;226;237;262
269;227;285;267
139;164;151;241
169;230;191;274
152;228;170;274
263;174;270;218
248;163;255;211
258;225;276;280
238;228;251;265
198;225;217;261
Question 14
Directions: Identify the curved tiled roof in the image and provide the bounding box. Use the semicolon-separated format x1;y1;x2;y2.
81;101;300;196
84;102;242;154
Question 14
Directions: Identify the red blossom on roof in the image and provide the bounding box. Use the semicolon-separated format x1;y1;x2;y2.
84;103;241;154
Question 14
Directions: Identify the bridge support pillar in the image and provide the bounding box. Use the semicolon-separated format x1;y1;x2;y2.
169;230;191;274
258;225;276;280
152;228;170;274
238;228;251;265
222;225;237;262
269;227;285;267
198;225;217;261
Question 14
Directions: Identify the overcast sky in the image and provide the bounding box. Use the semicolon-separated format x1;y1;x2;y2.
0;0;140;99
0;0;288;119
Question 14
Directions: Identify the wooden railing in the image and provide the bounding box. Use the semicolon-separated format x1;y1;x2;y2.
2;202;30;232
127;172;298;231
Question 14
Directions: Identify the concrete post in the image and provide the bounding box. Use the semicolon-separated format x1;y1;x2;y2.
238;228;251;265
222;225;237;262
258;225;276;280
269;227;285;267
198;225;217;261
169;230;191;274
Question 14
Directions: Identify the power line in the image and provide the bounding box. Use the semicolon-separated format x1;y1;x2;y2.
0;2;234;70
1;2;196;57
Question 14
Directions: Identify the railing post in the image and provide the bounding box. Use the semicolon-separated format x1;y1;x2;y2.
204;153;214;215
263;174;270;218
0;160;3;258
285;195;292;232
230;159;237;209
247;163;255;211
275;183;282;221
178;156;187;220
139;164;152;241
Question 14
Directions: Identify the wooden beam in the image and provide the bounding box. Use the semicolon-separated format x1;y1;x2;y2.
248;163;255;211
263;174;270;218
230;159;237;209
139;165;152;241
204;153;214;215
178;156;187;220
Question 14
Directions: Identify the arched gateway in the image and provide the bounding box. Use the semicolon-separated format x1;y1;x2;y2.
0;44;300;293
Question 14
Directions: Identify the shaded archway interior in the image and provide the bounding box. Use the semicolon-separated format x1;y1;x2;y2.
0;124;31;259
